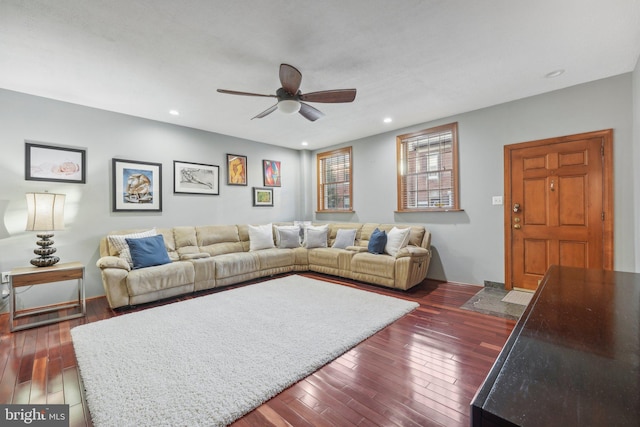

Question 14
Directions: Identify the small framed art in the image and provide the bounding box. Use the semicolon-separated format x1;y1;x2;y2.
263;159;281;187
25;141;86;183
174;161;219;195
252;187;273;207
227;154;247;185
112;158;162;212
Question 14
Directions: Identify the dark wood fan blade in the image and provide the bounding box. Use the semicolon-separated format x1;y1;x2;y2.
217;89;276;98
298;102;325;122
251;104;278;120
280;64;302;95
300;89;357;103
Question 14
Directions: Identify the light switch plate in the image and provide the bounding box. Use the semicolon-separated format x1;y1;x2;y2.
492;196;503;205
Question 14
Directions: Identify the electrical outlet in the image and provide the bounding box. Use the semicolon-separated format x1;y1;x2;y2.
1;272;10;284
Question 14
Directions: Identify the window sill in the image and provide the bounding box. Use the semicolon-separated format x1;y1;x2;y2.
395;208;465;213
316;210;355;214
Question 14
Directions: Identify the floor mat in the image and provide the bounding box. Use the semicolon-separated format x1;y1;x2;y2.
460;288;526;320
501;290;534;306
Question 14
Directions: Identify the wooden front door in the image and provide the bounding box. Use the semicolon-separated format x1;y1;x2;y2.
504;130;614;290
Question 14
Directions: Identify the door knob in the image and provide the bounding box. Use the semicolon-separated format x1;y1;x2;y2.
513;224;521;229
513;203;521;213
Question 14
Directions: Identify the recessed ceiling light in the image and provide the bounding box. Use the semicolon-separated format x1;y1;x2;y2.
544;69;565;79
169;109;180;116
383;117;392;123
301;141;309;146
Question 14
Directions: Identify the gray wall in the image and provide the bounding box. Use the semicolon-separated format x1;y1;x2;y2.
1;72;637;313
0;89;303;311
311;74;635;286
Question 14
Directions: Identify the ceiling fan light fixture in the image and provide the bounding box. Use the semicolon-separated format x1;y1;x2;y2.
218;64;356;121
277;100;301;114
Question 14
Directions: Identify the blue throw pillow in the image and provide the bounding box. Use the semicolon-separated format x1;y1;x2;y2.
126;235;171;269
368;228;387;254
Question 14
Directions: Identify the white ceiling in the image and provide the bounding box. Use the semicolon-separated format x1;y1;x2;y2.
1;1;639;151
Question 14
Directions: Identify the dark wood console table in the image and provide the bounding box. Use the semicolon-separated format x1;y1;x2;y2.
471;265;640;426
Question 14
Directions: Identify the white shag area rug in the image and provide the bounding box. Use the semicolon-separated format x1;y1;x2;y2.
71;275;418;427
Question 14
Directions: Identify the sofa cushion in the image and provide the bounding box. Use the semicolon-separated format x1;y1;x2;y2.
174;226;200;257
407;226;427;248
197;225;244;256
214;252;260;278
351;252;396;279
332;228;357;249
304;225;328;248
368;228;387;254
126;235;172;269
126;261;194;296
275;226;301;248
248;223;275;251
327;223;362;247
108;228;157;268
308;247;354;271
254;247;296;269
385;226;411;257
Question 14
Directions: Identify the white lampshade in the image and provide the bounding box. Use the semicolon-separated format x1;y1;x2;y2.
277;100;301;114
25;192;65;231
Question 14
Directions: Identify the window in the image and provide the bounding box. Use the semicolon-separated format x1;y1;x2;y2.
317;147;352;212
397;122;460;211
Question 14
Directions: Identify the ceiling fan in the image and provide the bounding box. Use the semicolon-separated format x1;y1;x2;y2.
217;64;356;122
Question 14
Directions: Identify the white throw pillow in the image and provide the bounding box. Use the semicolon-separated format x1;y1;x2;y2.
276;227;301;248
274;225;300;247
332;228;357;249
107;228;157;268
385;227;411;256
304;224;328;248
248;223;275;251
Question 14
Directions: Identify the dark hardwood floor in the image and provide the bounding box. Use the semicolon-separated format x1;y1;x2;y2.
0;273;515;427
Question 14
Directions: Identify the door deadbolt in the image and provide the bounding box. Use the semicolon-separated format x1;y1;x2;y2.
513;203;521;213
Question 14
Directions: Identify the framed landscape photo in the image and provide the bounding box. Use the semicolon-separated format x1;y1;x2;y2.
252;187;273;207
25;141;86;183
174;161;219;195
227;154;247;186
112;158;162;212
262;159;281;187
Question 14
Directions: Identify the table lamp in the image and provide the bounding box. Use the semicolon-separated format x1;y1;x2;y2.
25;192;65;267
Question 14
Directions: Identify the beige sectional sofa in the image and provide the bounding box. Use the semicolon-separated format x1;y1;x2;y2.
96;222;432;309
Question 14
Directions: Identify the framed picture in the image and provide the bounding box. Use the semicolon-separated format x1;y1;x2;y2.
112;158;162;212
227;154;247;186
263;159;281;187
252;187;274;207
25;141;86;183
173;161;219;195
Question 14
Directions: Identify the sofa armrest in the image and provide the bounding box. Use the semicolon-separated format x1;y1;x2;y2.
96;256;131;271
346;246;368;253
395;246;430;259
180;253;210;260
